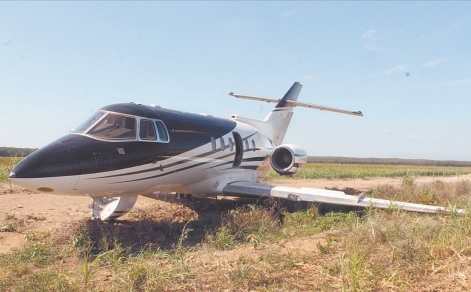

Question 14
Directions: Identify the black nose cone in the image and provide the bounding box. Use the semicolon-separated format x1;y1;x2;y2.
12;138;81;179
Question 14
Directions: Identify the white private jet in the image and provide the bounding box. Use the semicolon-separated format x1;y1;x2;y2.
9;82;464;220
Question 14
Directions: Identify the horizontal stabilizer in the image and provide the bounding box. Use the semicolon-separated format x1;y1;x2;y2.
229;92;363;117
222;182;464;215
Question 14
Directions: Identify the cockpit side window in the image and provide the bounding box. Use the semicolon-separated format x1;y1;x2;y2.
139;119;157;141
87;113;137;140
155;120;169;142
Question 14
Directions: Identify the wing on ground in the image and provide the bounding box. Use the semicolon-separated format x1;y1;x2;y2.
222;182;464;215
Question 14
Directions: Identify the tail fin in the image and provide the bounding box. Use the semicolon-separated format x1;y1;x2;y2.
275;82;302;108
266;82;302;144
229;81;362;145
230;82;302;145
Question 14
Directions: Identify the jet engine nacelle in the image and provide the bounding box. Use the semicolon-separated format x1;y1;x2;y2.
270;144;307;176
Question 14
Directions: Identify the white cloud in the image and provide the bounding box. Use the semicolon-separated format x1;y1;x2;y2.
361;29;385;53
361;29;376;40
442;78;471;87
409;134;439;140
301;75;320;81
281;9;295;18
409;134;424;139
451;17;470;30
423;59;444;68
385;64;406;75
380;128;390;134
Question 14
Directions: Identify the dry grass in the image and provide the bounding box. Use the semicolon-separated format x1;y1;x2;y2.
0;157;21;182
1;177;471;291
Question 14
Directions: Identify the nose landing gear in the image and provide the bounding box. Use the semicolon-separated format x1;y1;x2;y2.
90;195;138;221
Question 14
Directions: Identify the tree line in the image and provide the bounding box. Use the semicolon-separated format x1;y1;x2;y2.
0;147;37;157
308;156;471;167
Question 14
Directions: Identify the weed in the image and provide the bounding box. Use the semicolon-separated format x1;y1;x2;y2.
25;214;46;221
206;204;281;250
81;241;96;290
127;264;149;291
327;262;341;276
1;222;17;232
71;221;90;256
5;212;15;221
317;240;333;254
174;221;192;256
207;225;237;250
226;255;257;289
24;230;51;242
18;242;58;266
0;157;22;182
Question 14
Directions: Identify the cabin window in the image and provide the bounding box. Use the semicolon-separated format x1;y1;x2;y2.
155;120;169;142
139;119;157;141
87;113;137;140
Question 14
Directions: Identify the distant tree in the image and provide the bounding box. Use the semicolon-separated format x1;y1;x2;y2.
0;147;37;157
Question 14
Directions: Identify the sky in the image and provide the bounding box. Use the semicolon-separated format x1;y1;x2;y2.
1;1;471;161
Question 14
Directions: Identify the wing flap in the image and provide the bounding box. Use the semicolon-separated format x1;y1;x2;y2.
222;182;464;215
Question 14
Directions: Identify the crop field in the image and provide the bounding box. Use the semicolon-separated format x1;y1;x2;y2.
266;162;471;180
2;159;471;290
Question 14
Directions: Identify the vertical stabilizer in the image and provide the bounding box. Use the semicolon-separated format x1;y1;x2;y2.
275;82;302;108
231;82;302;145
267;82;302;144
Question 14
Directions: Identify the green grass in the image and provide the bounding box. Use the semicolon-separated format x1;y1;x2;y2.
266;163;471;180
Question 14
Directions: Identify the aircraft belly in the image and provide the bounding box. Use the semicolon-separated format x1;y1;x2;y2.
13;175;82;195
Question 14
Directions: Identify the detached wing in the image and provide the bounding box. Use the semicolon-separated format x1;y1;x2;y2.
222;182;464;215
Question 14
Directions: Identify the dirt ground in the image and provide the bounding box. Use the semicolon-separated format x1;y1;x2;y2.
2;174;471;255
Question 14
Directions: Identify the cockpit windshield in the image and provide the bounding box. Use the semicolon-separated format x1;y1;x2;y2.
87;113;137;140
73;111;106;134
73;110;169;142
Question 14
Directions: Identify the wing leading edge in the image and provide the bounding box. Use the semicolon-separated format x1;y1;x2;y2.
222;182;465;215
